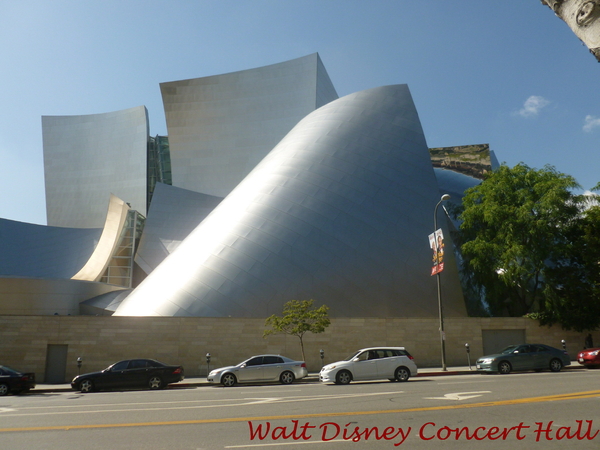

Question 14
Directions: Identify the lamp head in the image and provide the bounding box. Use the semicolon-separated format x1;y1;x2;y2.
441;194;451;201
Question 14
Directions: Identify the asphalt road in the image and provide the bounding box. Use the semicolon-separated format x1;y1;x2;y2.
1;370;599;449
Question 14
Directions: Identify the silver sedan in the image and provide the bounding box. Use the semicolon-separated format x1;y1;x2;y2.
207;355;308;387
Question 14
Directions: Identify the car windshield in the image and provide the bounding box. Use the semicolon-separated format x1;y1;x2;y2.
500;345;520;354
0;366;18;375
344;351;362;361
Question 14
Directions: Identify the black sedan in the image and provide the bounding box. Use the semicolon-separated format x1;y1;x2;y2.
71;359;184;393
0;365;36;396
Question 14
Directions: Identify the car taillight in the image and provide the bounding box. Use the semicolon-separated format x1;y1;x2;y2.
173;368;182;374
301;363;306;368
21;376;29;381
407;355;414;360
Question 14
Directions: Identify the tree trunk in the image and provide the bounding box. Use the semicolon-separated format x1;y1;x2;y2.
541;0;600;62
299;336;306;362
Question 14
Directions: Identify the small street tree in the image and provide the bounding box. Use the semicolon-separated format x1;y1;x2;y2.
263;299;330;362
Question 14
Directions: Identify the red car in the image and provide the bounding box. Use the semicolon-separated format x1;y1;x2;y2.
577;348;600;368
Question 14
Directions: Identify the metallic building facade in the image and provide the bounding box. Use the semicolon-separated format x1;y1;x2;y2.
43;106;149;228
0;219;101;279
0;54;480;318
161;53;338;198
0;196;133;315
115;85;467;318
134;183;222;275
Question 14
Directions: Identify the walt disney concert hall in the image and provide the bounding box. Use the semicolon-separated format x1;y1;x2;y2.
0;53;497;318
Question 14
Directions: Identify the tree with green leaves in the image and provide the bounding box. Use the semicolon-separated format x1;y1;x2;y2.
535;187;600;331
458;163;589;320
263;299;330;362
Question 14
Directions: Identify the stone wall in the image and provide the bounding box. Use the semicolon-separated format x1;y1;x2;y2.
0;315;587;382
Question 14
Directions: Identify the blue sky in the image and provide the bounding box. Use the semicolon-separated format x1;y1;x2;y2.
1;1;598;225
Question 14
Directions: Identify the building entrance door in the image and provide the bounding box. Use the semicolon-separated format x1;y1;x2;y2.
45;344;68;383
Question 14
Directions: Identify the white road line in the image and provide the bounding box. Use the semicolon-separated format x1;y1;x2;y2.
0;392;402;417
424;391;492;401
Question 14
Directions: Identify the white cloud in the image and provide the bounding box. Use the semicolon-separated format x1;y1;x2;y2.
515;95;550;117
583;115;600;132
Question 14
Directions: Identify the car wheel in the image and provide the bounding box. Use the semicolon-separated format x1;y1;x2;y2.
221;373;237;387
280;371;295;385
549;358;563;372
79;379;94;393
0;384;8;396
148;376;163;390
335;370;352;385
498;361;512;374
395;367;410;382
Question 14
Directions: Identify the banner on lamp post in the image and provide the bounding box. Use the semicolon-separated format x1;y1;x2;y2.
429;228;445;276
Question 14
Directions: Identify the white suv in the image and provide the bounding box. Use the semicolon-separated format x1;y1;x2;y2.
319;347;418;385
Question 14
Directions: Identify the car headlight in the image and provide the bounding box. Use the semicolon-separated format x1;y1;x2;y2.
479;358;494;364
591;350;600;356
322;365;337;372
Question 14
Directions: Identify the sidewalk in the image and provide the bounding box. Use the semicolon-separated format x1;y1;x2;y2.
33;365;585;393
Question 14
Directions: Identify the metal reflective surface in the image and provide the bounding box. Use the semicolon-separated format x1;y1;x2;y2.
161;53;338;198
115;85;467;318
0;218;101;279
135;183;222;275
43;106;149;228
71;194;131;282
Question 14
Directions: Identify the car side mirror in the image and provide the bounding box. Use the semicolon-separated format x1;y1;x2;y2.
513;350;519;354
353;357;360;362
241;363;246;368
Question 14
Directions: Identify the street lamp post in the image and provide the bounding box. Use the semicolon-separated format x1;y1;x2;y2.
434;194;451;371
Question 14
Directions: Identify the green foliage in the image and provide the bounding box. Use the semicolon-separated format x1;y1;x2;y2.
264;299;330;361
537;202;600;331
458;163;599;328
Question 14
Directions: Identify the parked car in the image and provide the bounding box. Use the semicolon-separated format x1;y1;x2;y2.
319;347;417;385
476;344;570;374
0;365;36;396
208;355;308;387
577;347;600;368
71;359;184;392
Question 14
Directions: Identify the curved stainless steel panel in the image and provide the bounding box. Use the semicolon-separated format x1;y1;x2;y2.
135;183;222;274
115;85;466;318
161;53;338;198
43;106;149;228
0;219;101;278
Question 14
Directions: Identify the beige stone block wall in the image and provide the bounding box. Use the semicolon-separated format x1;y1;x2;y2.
0;315;588;382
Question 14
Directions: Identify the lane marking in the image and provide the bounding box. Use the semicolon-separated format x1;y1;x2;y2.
425;391;491;401
0;392;401;417
1;390;599;433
